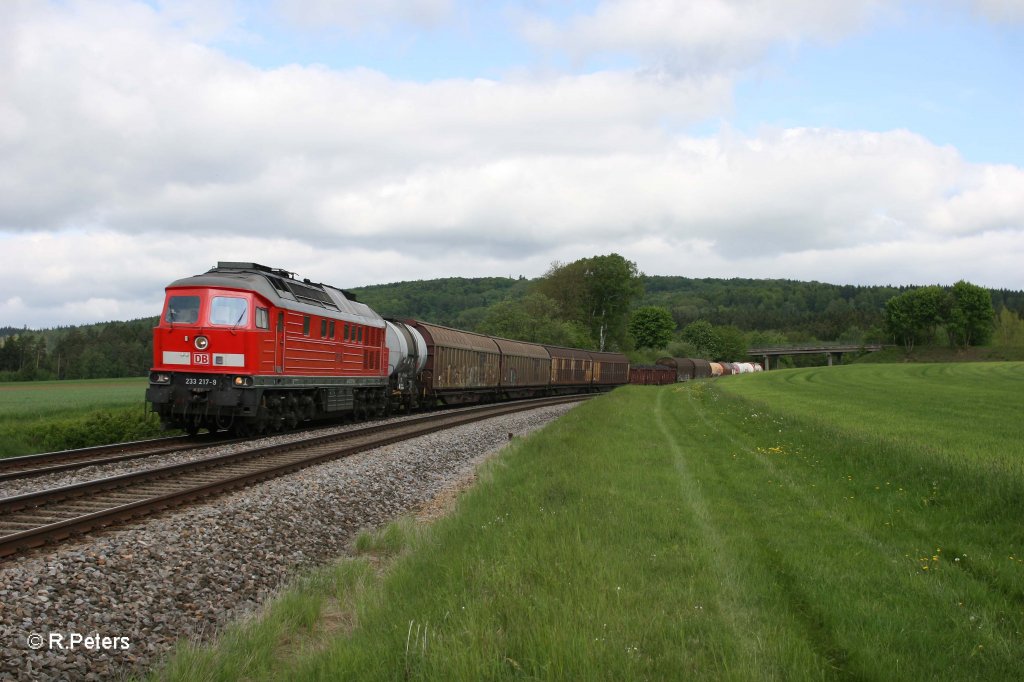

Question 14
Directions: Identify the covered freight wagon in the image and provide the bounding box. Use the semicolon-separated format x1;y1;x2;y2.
590;351;630;386
656;357;712;381
629;364;675;385
544;345;593;392
407;320;501;404
493;337;551;399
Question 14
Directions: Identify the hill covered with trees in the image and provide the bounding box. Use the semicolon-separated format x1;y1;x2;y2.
3;259;1023;381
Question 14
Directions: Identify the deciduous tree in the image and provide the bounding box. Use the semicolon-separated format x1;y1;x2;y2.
946;280;995;348
628;306;675;349
535;253;643;351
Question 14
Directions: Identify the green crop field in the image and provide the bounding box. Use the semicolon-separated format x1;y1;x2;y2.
0;378;163;457
154;363;1024;680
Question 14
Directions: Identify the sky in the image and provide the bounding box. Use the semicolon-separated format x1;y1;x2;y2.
2;0;1023;329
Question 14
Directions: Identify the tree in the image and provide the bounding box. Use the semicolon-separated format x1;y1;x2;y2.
946;280;995;348
478;293;591;347
628;306;675;349
884;282;995;351
995;307;1024;347
681;320;720;359
713;325;748;361
883;286;945;352
535;254;643;351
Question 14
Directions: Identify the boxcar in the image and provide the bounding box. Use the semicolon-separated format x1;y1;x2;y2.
656;357;713;381
629;364;676;385
407;320;501;404
590;351;630;387
493;337;551;399
544;345;593;393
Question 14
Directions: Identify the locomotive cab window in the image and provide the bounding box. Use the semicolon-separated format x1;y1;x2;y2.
210;296;249;326
165;295;200;324
256;307;269;330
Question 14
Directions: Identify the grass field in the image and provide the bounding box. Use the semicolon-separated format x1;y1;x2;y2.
0;378;163;457
152;363;1024;680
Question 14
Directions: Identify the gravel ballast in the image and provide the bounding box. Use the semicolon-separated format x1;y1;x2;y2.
0;403;576;681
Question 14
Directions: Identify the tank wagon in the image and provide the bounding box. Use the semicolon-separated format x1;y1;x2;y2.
655;357;763;380
147;263;631;435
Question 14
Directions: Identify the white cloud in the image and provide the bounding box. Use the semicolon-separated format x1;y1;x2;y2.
272;0;455;31
966;0;1024;23
0;0;1022;328
518;0;889;75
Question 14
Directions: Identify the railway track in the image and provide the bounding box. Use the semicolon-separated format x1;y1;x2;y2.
0;434;242;483
0;395;586;558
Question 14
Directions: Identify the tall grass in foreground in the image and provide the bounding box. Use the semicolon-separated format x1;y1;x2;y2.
0;378;163;457
152;365;1024;680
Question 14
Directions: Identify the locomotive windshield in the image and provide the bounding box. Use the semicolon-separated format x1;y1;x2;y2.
210;296;249;326
165;295;200;324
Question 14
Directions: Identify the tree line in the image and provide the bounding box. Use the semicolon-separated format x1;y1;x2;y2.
2;257;1022;381
0;319;155;381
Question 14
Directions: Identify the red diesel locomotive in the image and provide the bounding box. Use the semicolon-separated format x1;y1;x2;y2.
146;262;391;434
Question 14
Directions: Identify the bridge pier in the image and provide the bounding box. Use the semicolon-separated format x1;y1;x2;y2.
749;344;883;370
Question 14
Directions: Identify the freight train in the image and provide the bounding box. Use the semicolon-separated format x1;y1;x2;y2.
146;262;631;435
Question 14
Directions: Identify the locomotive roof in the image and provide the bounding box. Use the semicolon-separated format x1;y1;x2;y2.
167;262;384;326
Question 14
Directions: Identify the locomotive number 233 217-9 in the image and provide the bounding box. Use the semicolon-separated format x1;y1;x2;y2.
184;376;218;387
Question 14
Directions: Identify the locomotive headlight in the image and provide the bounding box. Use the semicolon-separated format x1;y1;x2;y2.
194;335;209;350
233;376;253;387
150;372;171;384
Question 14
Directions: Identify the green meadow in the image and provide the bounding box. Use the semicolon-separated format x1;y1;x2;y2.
0;378;162;457
154;363;1024;680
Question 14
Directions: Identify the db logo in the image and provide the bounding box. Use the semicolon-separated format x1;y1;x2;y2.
193;353;210;365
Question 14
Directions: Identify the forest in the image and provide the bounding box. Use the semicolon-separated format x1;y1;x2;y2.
2;258;1024;381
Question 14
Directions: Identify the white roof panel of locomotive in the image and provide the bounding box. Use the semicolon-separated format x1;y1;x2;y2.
167;262;385;327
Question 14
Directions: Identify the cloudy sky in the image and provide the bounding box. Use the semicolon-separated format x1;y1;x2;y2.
2;0;1023;329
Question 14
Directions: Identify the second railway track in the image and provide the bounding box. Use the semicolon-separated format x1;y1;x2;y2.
0;395;587;558
0;433;242;483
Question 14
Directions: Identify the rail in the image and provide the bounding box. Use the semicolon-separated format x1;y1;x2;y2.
0;395;587;558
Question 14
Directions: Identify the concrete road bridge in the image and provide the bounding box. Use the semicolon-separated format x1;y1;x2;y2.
747;344;886;370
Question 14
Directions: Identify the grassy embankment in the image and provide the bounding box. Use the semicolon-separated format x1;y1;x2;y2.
152;363;1024;680
0;378;163;457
